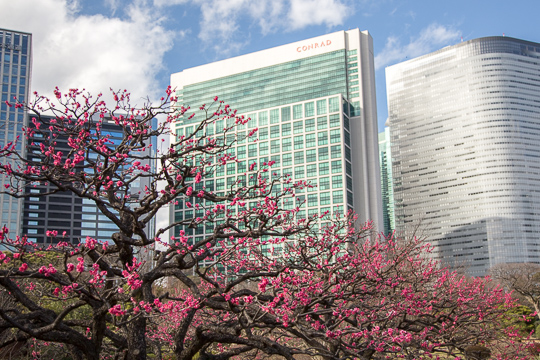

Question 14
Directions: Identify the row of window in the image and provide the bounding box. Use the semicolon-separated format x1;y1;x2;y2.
0;31;30;54
2;53;28;65
179;52;348;124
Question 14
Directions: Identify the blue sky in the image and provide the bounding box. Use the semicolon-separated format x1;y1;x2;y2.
2;0;539;130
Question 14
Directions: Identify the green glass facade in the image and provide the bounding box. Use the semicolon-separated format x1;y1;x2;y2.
171;29;383;249
378;128;395;236
173;95;354;254
178;50;356;125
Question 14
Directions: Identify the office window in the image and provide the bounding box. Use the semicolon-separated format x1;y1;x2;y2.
259;142;269;155
270;125;280;138
271;139;280;154
346;161;352;176
305;118;315;132
259;111;268;125
248;114;257;128
329;97;340;113
282;123;291;136
331;145;341;159
237;146;246;159
317;99;327;115
306;149;316;162
318;147;329;161
294;166;304;178
270;155;280;167
318;131;328;146
319;162;329;175
294;136;304;150
320;192;330;205
281;106;291;122
306;164;317;177
294;151;304;164
293;104;303;119
317;116;328;130
305;133;316;148
237;161;247;173
248;144;257;158
270;109;280;124
305;102;315;117
282;138;292;152
215;168;226;186
259;127;269;140
330;129;341;143
282;153;292;166
333;190;343;204
294;120;303;134
332;175;343;188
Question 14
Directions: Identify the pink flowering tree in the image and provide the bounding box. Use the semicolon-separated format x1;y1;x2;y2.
146;222;532;360
0;88;532;360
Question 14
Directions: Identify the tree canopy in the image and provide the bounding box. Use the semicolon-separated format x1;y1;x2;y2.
0;88;533;359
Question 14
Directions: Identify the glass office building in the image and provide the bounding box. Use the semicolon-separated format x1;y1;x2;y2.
171;29;383;253
387;36;540;275
378;127;395;236
0;28;31;235
22;116;156;247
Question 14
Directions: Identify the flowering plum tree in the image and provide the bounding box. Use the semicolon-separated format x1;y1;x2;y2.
491;263;540;319
0;88;532;360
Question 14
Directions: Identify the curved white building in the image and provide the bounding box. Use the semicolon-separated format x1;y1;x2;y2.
387;37;540;276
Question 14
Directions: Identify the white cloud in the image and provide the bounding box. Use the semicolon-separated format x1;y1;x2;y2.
247;0;286;35
195;0;248;51
375;23;461;70
288;0;350;30
104;0;121;15
0;0;176;105
155;0;351;55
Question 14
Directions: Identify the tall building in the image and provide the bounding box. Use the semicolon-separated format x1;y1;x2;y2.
378;127;395;236
171;29;383;250
22;116;156;247
0;28;31;234
387;36;540;276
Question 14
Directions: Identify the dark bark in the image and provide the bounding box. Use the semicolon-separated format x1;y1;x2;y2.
126;316;147;360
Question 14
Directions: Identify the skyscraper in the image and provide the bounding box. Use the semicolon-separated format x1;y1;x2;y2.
387;36;540;275
22;116;156;247
378;127;395;236
171;29;383;249
0;28;31;234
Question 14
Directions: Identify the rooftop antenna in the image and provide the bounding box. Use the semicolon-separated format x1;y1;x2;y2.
461;36;463;42
503;33;505;37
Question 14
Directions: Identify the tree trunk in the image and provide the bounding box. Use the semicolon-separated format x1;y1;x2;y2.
127;316;147;360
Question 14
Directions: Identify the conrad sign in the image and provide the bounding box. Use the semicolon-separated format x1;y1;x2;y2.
297;39;332;53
